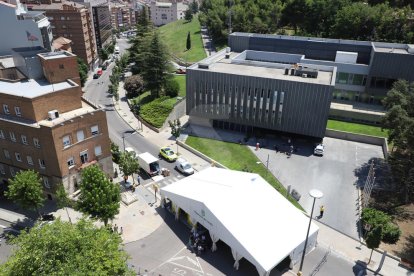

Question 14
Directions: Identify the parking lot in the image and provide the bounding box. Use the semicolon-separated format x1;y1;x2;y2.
254;137;384;239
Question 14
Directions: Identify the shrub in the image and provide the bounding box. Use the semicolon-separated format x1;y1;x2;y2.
124;75;145;98
164;78;180;97
140;97;173;128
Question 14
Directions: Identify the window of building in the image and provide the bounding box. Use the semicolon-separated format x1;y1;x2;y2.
77;130;85;142
63;135;71;148
21;135;27;145
94;145;102;156
59;64;64;69
67;157;75;168
0;164;5;175
39;159;46;169
80;151;88;164
33;138;40;148
4;149;10;159
43;176;50;189
61;16;65;20
10;167;15;177
15;152;22;162
91;125;99;136
48;16;54;20
14;106;21;116
27;156;33;165
3;104;10;114
9;132;16;142
337;72;349;84
0;130;4;139
161;14;167;19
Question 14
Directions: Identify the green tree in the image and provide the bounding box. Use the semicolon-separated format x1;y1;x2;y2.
5;170;44;218
111;140;121;163
124;74;145;98
186;31;192;51
365;226;382;264
281;0;308;33
169;119;182;139
361;207;401;262
191;0;199;14
77;57;88;87
185;8;193;21
77;165;120;225
141;32;172;97
99;48;109;61
382;80;414;203
118;152;139;184
164;77;180;97
56;183;72;224
0;219;133;275
136;6;152;38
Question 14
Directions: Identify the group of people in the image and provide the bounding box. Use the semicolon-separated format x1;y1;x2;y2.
110;224;123;235
189;231;208;255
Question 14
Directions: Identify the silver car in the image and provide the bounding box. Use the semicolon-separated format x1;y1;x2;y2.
175;158;194;175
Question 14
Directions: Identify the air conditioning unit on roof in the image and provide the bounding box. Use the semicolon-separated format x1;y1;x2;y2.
48;110;59;120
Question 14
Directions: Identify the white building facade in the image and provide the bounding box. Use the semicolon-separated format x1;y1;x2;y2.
149;1;187;26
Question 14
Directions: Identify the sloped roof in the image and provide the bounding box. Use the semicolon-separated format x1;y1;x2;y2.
161;167;319;274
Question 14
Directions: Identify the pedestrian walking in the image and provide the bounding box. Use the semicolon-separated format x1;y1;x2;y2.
120;227;123;235
137;175;141;185
114;224;118;232
319;205;325;218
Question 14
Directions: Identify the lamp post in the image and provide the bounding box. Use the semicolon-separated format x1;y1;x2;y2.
122;134;126;151
297;189;323;276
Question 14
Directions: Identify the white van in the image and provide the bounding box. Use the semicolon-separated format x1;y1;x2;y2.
114;46;120;55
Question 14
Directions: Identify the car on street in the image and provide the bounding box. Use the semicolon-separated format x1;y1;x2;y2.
175;158;194;175
314;144;325;156
93;73;100;79
159;147;178;162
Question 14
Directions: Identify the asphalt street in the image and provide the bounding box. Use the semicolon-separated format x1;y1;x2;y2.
0;219;16;265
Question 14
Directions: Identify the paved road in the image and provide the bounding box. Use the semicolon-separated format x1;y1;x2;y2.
0;219;17;265
83;39;179;185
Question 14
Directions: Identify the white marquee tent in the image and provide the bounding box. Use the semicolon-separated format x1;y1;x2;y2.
160;167;319;276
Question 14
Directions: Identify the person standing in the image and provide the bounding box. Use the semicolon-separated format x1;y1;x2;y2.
137;175;141;185
319;205;325;218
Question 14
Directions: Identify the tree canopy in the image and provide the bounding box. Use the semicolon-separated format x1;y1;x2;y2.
199;0;414;44
5;170;44;217
0;219;133;275
124;74;145;98
77;165;120;225
382;80;414;203
118;152;139;184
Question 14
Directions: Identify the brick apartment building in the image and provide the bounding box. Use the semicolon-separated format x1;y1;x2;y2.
28;0;98;69
0;47;113;199
110;2;136;30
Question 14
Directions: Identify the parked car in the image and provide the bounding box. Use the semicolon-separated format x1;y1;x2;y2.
159;147;178;162
314;144;325;156
175;158;194;175
93;73;100;79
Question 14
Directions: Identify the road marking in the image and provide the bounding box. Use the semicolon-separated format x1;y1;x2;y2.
147;246;187;274
0;224;7;229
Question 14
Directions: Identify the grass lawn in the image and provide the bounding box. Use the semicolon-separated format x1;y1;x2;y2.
174;75;186;97
159;16;206;63
186;136;303;210
327;120;388;138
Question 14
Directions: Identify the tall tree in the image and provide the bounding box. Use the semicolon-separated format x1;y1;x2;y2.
77;57;88;87
124;74;145;98
5;170;44;218
382;80;414;202
77;165;120;225
118;152;139;184
0;219;133;275
186;31;191;51
185;8;193;21
141;32;172;97
191;0;199;14
56;183;73;224
365;226;382;264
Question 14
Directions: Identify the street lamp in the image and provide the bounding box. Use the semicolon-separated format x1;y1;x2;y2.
256;154;270;177
297;189;323;276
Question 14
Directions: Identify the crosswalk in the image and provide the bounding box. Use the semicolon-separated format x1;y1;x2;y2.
144;175;184;189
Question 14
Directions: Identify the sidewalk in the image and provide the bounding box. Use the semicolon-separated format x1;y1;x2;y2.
113;87;411;275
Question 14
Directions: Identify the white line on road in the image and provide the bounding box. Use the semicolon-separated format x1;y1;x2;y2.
0;224;7;229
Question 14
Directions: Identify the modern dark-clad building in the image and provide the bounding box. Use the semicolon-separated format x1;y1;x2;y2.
186;50;336;139
228;33;414;124
92;4;112;49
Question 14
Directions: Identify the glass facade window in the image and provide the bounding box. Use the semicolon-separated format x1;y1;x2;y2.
337;72;349;84
336;73;367;86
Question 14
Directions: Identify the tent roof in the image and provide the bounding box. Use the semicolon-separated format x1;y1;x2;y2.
161;167;319;273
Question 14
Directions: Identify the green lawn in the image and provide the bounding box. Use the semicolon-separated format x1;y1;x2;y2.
174;75;186;97
327;120;388;138
186;136;303;210
159;16;207;63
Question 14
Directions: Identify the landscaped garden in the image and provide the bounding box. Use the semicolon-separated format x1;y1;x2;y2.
327;119;388;138
159;16;207;63
185;136;303;210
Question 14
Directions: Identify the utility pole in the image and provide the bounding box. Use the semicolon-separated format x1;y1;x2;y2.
265;154;269;177
122;134;126;151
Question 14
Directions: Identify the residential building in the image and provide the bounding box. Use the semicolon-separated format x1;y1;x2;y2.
186;48;336;139
228;33;414;124
71;0;113;52
29;0;98;69
0;0;53;55
149;0;187;26
52;36;72;51
0;47;113;198
110;2;135;30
